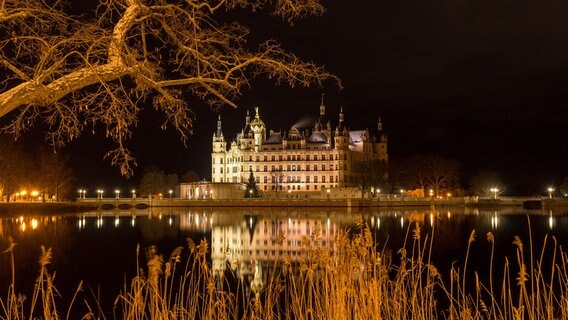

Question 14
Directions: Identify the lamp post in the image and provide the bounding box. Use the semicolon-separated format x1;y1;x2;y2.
249;189;253;198
115;189;120;199
169;189;173;199
97;189;104;199
429;189;434;197
400;189;404;201
490;187;499;199
548;187;555;199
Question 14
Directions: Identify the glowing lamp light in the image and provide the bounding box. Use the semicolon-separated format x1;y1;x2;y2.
548;187;555;199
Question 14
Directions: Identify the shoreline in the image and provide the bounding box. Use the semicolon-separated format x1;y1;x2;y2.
1;197;566;213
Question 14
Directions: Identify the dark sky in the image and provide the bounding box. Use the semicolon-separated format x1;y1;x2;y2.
11;0;568;195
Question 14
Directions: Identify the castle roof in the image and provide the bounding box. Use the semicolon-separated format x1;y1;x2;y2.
307;131;328;143
265;131;283;144
349;130;366;144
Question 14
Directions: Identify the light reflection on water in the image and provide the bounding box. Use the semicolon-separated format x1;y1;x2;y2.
1;207;568;314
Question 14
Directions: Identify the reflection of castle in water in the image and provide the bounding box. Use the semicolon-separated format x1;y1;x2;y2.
209;212;342;278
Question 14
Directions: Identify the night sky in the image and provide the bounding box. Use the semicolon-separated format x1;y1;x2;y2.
8;0;568;195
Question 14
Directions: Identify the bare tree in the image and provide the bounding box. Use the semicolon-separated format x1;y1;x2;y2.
469;170;502;197
398;154;460;196
36;147;75;201
0;137;29;201
0;0;338;175
352;156;387;199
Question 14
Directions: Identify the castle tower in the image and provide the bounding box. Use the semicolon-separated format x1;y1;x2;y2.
250;107;266;152
211;115;227;182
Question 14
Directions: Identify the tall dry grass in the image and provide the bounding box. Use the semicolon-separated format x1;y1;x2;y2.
2;221;568;319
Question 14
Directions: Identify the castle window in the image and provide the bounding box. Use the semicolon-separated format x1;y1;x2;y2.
322;164;326;171
322;176;326;183
220;158;224;164
212;168;215;174
256;166;259;172
307;185;310;190
292;155;296;161
212;158;215;164
264;176;268;183
322;155;326;160
314;185;318;190
264;165;267;172
306;176;310;183
220;168;223;173
335;154;339;160
335;176;338;182
314;165;318;171
314;176;318;183
279;155;283;161
314;155;318;160
271;155;275;161
306;155;310;161
335;164;338;170
287;155;291;161
264;156;267;161
249;156;252;161
256;156;260;161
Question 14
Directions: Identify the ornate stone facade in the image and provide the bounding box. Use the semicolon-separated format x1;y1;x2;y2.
211;97;388;194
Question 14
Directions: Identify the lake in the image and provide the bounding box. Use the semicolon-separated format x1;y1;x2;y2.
1;206;567;318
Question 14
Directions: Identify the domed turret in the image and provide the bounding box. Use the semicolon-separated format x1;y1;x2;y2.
250;107;266;151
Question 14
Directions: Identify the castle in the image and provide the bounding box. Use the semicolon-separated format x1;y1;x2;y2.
211;97;388;195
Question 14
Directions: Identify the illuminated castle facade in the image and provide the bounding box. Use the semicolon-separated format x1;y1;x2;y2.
211;97;388;194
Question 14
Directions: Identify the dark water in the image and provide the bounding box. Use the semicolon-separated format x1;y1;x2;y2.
1;206;568;317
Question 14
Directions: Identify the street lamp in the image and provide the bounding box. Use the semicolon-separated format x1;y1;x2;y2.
131;189;136;198
97;189;104;199
115;189;120;199
326;188;330;199
490;187;499;199
169;189;173;199
429;189;434;197
249;189;253;198
548;187;555;199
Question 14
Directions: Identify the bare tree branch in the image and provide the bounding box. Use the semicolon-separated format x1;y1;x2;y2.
0;0;340;176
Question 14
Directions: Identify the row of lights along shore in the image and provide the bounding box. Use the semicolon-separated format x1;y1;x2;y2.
80;189;174;199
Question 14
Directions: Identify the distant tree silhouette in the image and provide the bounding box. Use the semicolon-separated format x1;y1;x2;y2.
138;167;178;197
181;170;201;183
469;170;503;197
36;147;75;201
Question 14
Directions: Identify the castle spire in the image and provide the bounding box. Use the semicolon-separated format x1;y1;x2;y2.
216;114;224;139
320;93;326;116
255;106;260;119
377;117;383;131
246;109;250;125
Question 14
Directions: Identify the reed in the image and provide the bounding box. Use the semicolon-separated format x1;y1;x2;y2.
2;222;568;319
